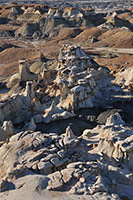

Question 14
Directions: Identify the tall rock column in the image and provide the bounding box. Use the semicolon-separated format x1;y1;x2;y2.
19;59;38;82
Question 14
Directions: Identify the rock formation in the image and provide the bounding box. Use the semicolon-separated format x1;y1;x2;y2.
15;6;95;38
2;45;122;127
112;66;133;89
42;45;112;111
6;58;38;89
99;12;133;30
0;113;132;199
0;120;15;141
19;59;38;82
43;101;75;123
0;43;132;199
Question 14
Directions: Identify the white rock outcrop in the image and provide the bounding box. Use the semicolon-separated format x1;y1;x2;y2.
0;120;15;141
113;66;133;88
43;101;75;123
43;45;111;111
106;112;125;126
19;59;38;82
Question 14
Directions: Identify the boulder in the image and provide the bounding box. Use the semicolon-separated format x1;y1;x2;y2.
106;112;124;126
0;120;15;141
97;109;123;124
24;118;37;132
37;161;53;175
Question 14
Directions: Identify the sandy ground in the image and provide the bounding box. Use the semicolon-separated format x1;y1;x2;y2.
83;47;133;55
0;190;95;200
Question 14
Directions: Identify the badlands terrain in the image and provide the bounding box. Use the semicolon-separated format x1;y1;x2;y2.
0;2;133;200
0;1;133;12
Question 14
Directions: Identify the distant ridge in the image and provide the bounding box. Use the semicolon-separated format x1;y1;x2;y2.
0;0;132;12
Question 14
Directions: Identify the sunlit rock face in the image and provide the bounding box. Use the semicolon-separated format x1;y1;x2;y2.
112;66;133;90
99;12;133;30
0;120;15;141
44;44;111;111
19;59;38;82
93;113;133;170
6;59;38;89
56;45;97;110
